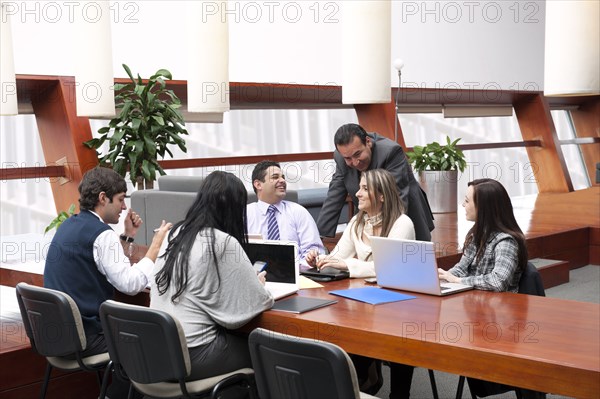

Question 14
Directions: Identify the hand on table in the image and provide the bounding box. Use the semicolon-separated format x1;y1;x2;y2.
305;249;320;267
438;268;460;284
315;255;348;271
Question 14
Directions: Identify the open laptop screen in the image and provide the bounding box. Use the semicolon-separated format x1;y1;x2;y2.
371;237;472;296
243;242;296;284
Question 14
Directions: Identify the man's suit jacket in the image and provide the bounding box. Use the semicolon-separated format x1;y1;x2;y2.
317;133;434;241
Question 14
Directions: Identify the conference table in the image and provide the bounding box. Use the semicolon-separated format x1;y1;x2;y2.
2;235;598;398
243;278;600;399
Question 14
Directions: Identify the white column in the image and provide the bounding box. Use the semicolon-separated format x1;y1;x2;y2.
186;1;229;114
74;0;116;117
544;0;600;96
342;0;391;104
1;2;18;116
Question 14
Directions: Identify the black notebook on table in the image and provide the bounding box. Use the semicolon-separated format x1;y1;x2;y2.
270;296;338;314
301;267;350;282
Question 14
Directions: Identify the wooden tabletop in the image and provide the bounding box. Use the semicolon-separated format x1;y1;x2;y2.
1;188;598;397
244;278;600;399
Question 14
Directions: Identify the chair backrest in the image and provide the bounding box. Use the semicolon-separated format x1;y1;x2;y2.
15;282;86;357
158;175;204;192
99;300;190;385
518;262;546;296
132;176;302;245
248;328;362;399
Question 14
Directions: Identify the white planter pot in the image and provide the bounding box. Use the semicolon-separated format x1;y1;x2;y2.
418;170;458;213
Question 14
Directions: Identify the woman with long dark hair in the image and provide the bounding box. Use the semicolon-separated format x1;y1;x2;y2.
151;171;273;380
389;179;529;399
439;178;528;291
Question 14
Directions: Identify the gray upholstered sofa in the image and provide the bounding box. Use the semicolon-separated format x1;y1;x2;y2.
131;175;348;245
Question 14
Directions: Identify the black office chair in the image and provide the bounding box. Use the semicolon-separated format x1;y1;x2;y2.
248;327;378;399
453;262;547;399
99;300;256;399
517;261;546;297
15;282;111;399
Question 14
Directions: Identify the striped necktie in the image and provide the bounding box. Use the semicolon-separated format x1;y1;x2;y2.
267;205;280;241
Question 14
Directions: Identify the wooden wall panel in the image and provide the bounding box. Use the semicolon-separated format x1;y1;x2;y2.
0;269;43;288
549;247;590;269
0;350;99;399
0;348;47;393
525;236;544;259
590;227;600;265
541;229;589;256
570;97;600;186
590;246;600;265
514;94;573;193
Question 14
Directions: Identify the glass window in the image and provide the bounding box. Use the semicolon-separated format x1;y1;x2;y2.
1;115;57;236
7;106;562;235
399;112;539;212
550;110;590;189
400;113;525;146
90;108;358;191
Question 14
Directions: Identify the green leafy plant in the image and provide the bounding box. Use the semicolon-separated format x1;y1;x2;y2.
44;204;76;234
406;136;467;172
84;64;188;189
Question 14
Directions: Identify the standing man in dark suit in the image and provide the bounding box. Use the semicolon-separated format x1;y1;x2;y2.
317;123;434;241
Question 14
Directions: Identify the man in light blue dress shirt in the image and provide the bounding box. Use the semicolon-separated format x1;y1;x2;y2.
246;160;326;269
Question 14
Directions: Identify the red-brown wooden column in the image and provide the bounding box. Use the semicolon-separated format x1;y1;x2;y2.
29;76;98;213
570;96;600;185
354;101;407;149
514;93;573;193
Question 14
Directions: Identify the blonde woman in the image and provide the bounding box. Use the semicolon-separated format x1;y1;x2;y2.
307;168;415;278
306;168;416;395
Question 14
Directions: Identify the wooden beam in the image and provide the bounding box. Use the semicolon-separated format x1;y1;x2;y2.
18;76;598;110
114;79;348;110
159;152;333;170
0;142;546;178
570;97;600;185
156;143;544;171
16;75;597;201
0;166;66;181
514;94;573;193
354;101;406;149
30;77;98;213
457;141;542;151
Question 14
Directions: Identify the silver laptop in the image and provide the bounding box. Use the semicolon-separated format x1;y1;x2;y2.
371;237;473;296
243;240;299;300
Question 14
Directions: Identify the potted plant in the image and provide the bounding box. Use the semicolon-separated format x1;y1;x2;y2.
85;64;188;189
406;136;466;213
44;204;76;234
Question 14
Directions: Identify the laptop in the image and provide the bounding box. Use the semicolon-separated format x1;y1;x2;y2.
243;240;299;300
371;237;473;296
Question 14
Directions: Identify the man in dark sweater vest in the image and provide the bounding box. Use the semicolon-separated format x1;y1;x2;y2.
44;167;171;397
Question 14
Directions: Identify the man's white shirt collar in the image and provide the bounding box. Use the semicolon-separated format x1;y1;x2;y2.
257;200;282;215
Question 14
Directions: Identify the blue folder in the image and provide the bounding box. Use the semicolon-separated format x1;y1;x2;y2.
329;287;415;305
